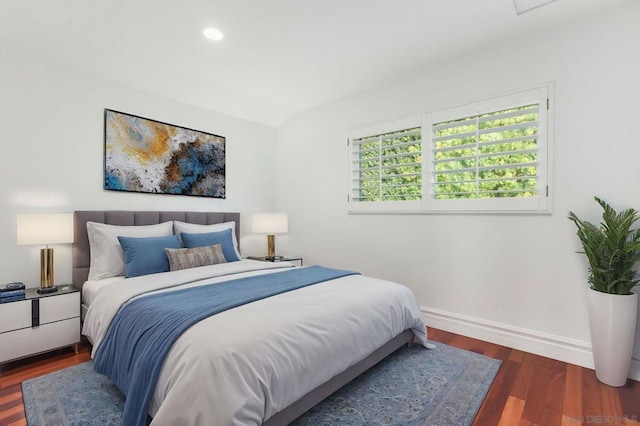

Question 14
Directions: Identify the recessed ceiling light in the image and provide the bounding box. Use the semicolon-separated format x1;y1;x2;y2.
513;0;556;15
202;27;223;41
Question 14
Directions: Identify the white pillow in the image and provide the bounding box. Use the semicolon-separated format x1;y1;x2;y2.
173;221;241;259
87;221;174;281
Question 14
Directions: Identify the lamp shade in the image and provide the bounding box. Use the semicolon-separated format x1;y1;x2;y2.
17;213;74;245
252;213;288;234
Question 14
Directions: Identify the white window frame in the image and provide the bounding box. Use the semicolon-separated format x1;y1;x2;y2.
347;84;553;214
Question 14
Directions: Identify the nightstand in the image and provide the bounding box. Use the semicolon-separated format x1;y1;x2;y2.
247;256;304;267
0;285;80;363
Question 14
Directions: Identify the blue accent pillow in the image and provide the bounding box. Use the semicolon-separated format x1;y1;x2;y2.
180;229;240;262
118;235;180;278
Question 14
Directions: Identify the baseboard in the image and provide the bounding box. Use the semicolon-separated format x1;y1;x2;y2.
422;306;640;382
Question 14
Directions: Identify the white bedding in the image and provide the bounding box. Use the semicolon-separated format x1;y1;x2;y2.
82;276;124;307
83;260;430;425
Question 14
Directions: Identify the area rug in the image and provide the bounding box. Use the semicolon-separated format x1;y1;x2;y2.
22;343;501;425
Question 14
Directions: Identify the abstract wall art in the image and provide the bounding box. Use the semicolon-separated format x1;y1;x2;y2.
104;109;226;198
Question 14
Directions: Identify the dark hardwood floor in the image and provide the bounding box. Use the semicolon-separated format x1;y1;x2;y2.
427;329;640;426
1;328;639;425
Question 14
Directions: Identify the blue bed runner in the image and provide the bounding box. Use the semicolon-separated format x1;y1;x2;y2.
93;265;359;426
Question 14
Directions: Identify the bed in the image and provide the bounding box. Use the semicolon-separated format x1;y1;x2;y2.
73;210;432;425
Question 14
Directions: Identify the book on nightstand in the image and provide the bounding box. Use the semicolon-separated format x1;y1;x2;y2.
0;282;26;302
0;294;26;303
0;282;26;292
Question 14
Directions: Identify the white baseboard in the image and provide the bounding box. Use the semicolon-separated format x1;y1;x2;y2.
422;306;640;382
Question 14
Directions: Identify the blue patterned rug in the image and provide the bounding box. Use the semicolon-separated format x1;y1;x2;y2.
22;343;500;425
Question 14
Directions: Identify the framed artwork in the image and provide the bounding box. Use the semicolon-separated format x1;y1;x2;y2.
103;109;226;198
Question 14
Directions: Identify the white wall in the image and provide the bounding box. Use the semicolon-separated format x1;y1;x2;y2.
0;53;277;288
275;1;640;372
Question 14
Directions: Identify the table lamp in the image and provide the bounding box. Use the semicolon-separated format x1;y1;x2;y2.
17;213;73;294
252;213;288;260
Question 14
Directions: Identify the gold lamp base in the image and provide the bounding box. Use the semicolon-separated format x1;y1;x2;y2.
38;247;57;294
266;234;276;259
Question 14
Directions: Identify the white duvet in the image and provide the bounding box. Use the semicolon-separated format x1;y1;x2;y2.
83;260;431;425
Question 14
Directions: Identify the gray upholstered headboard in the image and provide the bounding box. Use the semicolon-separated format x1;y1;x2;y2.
72;211;240;290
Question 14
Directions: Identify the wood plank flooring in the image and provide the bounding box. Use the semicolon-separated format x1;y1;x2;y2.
1;328;639;425
426;329;640;426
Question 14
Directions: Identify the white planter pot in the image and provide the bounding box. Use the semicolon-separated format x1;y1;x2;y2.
587;288;638;387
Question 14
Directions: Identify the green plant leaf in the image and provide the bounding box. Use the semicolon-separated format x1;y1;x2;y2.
568;197;640;295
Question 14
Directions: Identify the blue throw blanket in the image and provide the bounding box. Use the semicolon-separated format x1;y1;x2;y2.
93;265;359;426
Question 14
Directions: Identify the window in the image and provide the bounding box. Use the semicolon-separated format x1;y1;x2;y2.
348;86;551;213
349;116;423;212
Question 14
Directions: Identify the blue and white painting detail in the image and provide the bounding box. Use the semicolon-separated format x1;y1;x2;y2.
104;110;225;198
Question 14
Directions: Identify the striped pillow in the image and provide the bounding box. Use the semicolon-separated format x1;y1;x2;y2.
165;244;227;272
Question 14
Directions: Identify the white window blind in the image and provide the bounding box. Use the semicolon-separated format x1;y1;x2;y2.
432;104;540;200
351;127;422;202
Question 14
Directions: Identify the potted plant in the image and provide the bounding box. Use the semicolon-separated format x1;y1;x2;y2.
568;196;640;386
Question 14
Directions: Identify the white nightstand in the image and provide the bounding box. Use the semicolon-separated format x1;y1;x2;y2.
0;285;80;363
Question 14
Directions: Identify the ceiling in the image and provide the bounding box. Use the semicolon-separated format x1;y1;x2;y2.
0;0;630;127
